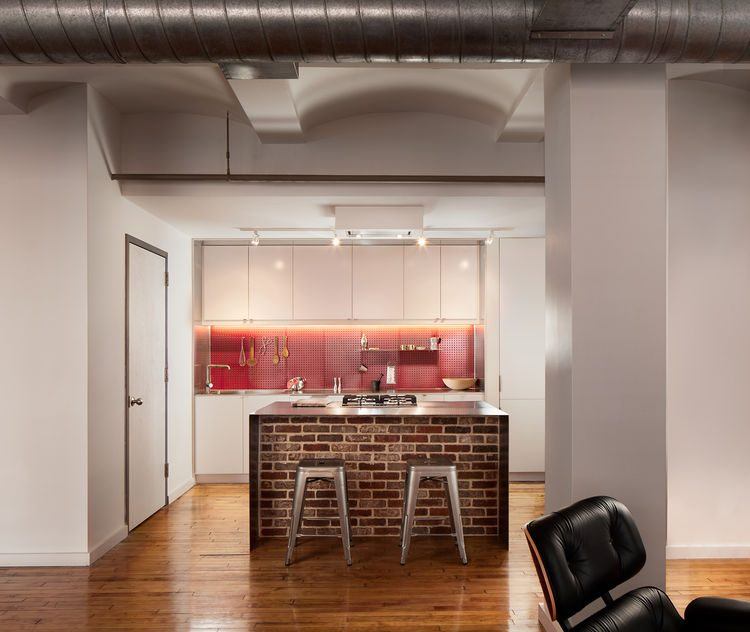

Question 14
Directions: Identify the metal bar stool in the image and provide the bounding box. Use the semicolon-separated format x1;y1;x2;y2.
400;456;468;565
285;458;352;566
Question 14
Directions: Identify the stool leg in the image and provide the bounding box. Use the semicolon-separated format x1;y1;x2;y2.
400;473;420;565
447;470;468;565
399;468;412;548
342;469;353;547
334;470;352;566
444;479;458;546
285;469;307;566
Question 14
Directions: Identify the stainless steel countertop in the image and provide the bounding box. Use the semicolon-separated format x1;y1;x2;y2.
252;401;507;418
197;388;484;396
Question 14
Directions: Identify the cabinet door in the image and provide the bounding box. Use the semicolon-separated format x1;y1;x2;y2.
404;245;441;319
293;245;352;319
352;246;404;319
195;396;244;474
203;245;249;321
250;245;293;320
440;245;479;319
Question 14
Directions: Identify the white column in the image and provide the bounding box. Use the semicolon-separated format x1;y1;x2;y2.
544;64;668;588
483;241;500;408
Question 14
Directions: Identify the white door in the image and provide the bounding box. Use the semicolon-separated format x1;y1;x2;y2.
293;245;353;319
202;245;249;321
250;245;293;320
404;245;441;319
352;246;404;319
440;245;479;319
127;239;167;530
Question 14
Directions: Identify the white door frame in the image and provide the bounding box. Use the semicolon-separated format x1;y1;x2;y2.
125;234;168;528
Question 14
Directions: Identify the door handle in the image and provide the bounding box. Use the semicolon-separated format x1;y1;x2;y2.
129;396;143;407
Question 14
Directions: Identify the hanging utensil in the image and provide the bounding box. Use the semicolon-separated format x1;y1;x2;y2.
248;337;256;367
273;336;280;365
282;335;289;359
239;337;246;367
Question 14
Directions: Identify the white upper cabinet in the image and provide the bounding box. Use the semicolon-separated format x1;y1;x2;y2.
249;245;293;320
404;245;441;319
353;245;404;319
293;245;353;319
202;245;249;321
440;245;479;319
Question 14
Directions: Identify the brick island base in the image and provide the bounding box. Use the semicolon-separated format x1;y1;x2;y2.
248;411;509;549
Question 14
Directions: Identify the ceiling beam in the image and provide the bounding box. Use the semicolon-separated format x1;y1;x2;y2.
227;79;304;143
497;71;544;143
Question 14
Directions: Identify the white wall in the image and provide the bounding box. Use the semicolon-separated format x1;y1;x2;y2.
667;79;750;559
120;111;544;176
499;238;545;476
545;64;668;590
0;86;89;565
87;88;194;557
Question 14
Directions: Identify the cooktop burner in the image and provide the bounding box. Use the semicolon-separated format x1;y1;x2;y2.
342;394;418;407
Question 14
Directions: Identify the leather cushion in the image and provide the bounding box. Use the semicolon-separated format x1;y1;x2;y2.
526;496;647;621
685;596;750;631
573;587;685;632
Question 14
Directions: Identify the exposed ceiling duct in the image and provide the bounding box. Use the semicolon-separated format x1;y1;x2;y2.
0;1;748;66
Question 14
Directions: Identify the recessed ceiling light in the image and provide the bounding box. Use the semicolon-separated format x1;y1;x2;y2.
485;234;494;245
332;235;341;247
417;235;427;247
355;233;362;239
251;231;260;246
397;234;403;239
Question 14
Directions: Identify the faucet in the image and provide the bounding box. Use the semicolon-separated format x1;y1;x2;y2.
205;364;231;393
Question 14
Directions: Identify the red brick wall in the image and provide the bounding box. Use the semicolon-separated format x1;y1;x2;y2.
258;415;508;537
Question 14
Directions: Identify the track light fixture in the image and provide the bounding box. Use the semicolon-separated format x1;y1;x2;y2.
251;231;260;246
485;233;494;245
332;234;341;247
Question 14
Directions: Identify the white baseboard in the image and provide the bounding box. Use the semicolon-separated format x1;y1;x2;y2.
0;552;90;567
195;474;249;483
667;544;750;559
88;524;128;564
510;472;545;482
168;477;196;503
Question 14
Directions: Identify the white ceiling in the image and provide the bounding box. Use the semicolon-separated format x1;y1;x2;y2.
121;181;546;239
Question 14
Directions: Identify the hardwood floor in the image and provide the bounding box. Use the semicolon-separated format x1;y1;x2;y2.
0;483;748;630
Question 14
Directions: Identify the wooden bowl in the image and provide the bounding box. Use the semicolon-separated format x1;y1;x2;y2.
442;377;476;391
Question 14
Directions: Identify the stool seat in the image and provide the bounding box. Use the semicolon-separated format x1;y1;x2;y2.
400;456;468;565
285;458;352;566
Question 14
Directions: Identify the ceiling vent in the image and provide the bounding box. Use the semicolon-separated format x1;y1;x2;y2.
334;206;423;240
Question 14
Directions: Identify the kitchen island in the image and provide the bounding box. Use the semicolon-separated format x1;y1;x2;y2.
248;400;509;549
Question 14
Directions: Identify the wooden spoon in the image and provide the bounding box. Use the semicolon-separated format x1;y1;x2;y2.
273;337;280;365
282;336;289;359
248;337;256;367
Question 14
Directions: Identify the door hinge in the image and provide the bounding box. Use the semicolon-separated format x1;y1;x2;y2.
164;367;169;382
164;463;169;478
164;271;169;287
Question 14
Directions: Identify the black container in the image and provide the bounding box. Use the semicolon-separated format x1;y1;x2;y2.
370;379;381;392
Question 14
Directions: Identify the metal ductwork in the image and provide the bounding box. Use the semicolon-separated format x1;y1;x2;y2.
0;1;748;65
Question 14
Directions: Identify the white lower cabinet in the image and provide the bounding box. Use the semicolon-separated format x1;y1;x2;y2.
242;395;290;474
195;395;244;475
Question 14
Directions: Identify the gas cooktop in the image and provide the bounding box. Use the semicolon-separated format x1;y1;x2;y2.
342;394;418;407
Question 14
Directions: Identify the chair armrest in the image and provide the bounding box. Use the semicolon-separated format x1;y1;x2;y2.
686;597;750;631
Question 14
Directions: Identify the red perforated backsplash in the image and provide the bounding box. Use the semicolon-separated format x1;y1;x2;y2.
208;325;475;391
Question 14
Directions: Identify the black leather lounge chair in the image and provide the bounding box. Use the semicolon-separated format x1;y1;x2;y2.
524;496;750;631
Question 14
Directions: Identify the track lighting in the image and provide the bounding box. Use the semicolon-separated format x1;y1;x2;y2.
417;234;427;247
485;233;494;245
251;231;260;246
332;235;341;247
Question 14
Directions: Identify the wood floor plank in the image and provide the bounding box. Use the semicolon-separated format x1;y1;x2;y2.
0;483;747;630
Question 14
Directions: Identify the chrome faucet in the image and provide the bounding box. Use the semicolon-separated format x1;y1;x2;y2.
205;364;231;393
